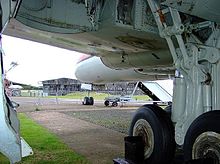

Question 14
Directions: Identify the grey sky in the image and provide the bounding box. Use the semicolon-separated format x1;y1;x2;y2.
2;35;83;86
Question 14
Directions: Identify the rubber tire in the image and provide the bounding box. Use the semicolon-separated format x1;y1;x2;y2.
164;105;172;118
89;97;94;105
129;104;175;164
83;97;90;105
184;110;220;162
112;101;118;107
104;100;110;106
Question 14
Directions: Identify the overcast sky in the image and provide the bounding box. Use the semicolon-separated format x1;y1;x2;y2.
2;35;83;86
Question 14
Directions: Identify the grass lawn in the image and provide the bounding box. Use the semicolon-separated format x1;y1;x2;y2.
48;92;109;100
48;91;150;101
0;113;88;164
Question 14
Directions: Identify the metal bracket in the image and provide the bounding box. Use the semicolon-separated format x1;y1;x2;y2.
147;0;220;145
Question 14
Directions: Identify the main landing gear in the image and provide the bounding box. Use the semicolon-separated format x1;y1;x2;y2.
126;0;220;163
128;104;220;164
82;96;94;105
129;105;175;164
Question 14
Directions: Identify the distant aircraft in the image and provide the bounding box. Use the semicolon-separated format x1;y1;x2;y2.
1;0;220;163
75;54;171;83
75;54;172;106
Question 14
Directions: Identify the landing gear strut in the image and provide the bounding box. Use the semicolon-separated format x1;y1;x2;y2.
145;0;220;163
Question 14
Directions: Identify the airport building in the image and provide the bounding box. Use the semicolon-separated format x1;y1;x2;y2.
42;78;81;96
93;82;143;95
42;78;143;96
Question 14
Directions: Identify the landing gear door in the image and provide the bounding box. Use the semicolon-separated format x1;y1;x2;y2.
0;74;22;163
0;48;33;164
0;1;33;162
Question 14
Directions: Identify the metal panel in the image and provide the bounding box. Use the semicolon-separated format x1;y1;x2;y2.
142;81;172;102
21;137;33;157
163;0;220;24
16;0;101;33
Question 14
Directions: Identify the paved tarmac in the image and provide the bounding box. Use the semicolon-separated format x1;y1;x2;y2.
27;111;125;164
12;97;184;164
13;97;130;164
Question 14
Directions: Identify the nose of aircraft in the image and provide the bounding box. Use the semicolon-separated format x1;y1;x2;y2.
75;56;100;83
75;54;92;82
75;62;85;81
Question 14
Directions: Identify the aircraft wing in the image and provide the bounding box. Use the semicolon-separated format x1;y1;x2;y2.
4;0;175;75
5;0;220;56
5;5;168;57
5;0;220;74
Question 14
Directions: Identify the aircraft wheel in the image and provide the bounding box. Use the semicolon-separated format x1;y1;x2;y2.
164;105;172;118
112;101;118;107
83;97;90;105
184;110;220;163
104;100;110;106
129;104;175;164
89;97;94;105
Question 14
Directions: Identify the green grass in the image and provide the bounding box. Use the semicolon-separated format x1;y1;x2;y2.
0;114;88;164
133;95;151;101
48;91;150;101
48;92;110;100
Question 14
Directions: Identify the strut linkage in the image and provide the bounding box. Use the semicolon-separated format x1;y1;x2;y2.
147;0;220;145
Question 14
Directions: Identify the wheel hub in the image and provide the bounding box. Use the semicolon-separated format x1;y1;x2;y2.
192;132;220;164
133;119;154;159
